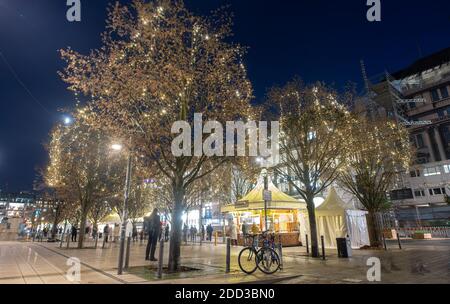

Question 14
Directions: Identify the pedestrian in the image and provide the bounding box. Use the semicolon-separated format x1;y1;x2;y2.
43;227;48;238
183;223;188;243
207;224;213;241
113;223;121;242
145;208;161;261
201;225;205;241
103;224;110;243
164;225;170;242
190;226;195;242
251;223;259;235
92;225;98;240
193;226;198;243
132;224;138;242
230;222;238;246
242;222;248;237
139;229;144;243
71;225;77;242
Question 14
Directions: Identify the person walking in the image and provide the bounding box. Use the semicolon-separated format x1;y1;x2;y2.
71;225;77;242
193;226;198;243
92;225;98;240
242;223;248;238
201;225;205;241
145;208;161;261
139;229;144;244
132;224;138;242
230;222;238;246
103;224;110;243
207;224;213;241
113;223;121;243
164;225;170;242
183;223;188;244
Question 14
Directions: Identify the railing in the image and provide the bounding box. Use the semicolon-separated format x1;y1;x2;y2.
397;227;450;238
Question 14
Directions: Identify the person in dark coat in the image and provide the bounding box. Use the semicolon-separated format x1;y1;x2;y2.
132;224;138;242
145;208;161;261
183;223;188;243
207;224;213;241
103;224;110;243
164;225;170;242
201;225;205;241
71;225;78;242
139;229;144;243
92;225;98;240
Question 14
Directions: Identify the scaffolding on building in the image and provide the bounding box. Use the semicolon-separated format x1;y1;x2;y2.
360;60;429;126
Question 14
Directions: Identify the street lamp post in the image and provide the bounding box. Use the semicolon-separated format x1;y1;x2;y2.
113;144;133;275
262;168;268;231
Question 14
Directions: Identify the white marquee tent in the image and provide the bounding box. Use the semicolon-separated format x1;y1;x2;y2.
300;187;370;249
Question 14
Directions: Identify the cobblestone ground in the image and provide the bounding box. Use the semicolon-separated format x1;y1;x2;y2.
0;238;449;284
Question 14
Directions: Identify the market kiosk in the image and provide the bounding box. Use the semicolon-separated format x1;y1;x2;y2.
221;180;306;246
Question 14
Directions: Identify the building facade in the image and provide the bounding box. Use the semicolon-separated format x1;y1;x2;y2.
371;47;450;225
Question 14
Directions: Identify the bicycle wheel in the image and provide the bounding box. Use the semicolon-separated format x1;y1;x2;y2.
256;247;280;274
238;247;258;274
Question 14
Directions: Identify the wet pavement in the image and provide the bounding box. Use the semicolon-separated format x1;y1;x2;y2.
0;238;449;284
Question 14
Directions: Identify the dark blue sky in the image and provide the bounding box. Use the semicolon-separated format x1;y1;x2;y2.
0;0;449;192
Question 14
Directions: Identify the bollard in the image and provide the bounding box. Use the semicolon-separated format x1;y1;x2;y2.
157;238;164;279
214;231;218;246
382;234;387;251
94;235;98;249
321;235;326;260
102;235;107;249
396;229;402;250
305;234;309;254
124;236;131;269
225;238;231;273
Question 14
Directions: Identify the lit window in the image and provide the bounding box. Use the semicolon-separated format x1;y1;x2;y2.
443;164;450;174
423;167;441;176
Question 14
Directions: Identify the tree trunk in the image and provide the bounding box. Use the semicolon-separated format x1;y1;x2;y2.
366;211;381;248
50;205;61;240
77;210;88;249
306;197;319;257
168;187;184;272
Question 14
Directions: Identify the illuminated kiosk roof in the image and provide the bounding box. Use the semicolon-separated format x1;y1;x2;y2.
221;179;306;213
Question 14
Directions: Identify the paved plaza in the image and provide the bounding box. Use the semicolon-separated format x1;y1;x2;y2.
0;238;449;284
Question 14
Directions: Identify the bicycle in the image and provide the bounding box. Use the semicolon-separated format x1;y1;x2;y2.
238;231;281;274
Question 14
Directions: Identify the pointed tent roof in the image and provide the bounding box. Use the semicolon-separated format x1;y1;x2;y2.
221;173;306;213
238;180;300;204
315;187;355;216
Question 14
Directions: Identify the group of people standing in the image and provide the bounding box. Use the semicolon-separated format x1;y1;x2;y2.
182;223;214;243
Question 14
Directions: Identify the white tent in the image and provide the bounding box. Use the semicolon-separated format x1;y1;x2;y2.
300;187;370;249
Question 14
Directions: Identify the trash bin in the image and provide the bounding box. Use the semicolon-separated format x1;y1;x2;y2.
336;237;352;258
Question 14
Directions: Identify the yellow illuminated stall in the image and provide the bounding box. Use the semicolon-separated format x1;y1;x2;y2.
221;181;306;246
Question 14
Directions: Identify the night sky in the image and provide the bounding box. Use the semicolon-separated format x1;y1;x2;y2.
0;0;449;192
